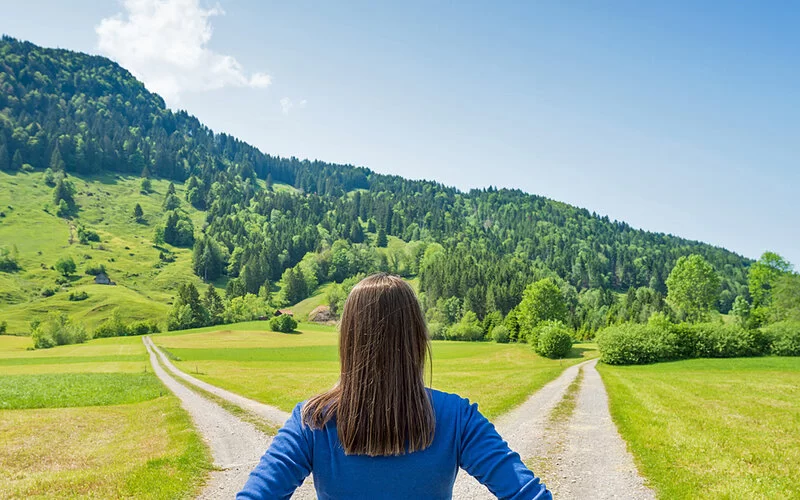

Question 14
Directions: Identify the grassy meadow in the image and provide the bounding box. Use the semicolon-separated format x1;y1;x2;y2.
599;357;800;499
0;170;214;334
154;321;597;419
0;335;210;499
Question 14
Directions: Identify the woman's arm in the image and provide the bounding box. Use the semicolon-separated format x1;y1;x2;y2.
459;399;552;500
237;404;313;500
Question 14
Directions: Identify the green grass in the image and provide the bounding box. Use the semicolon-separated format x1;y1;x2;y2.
0;373;165;409
0;333;211;498
598;357;800;499
155;325;597;419
0;170;214;334
0;396;210;499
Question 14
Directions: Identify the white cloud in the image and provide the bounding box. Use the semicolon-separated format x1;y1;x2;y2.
96;0;271;105
280;97;293;115
280;97;307;115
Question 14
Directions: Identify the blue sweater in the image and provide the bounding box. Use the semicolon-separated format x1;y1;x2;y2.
237;389;551;499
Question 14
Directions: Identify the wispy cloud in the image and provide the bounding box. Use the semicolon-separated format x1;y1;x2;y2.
96;0;271;105
280;97;307;115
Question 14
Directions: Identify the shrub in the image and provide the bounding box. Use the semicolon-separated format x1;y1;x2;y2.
128;320;161;336
764;322;800;356
428;322;445;340
94;311;129;338
40;286;59;297
535;321;573;359
446;311;484;341
270;314;297;333
692;323;769;358
85;264;106;276
597;324;673;365
31;313;89;349
77;226;100;244
598;321;773;365
0;320;6;334
492;325;510;344
68;290;89;301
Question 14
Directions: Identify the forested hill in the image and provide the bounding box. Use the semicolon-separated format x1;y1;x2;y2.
0;36;751;333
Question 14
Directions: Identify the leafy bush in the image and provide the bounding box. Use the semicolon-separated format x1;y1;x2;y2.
491;325;510;343
428;322;445;340
535;321;573;359
0;320;7;334
40;286;59;297
68;290;89;301
597;324;673;365
0;247;21;272
31;313;89;349
764;322;800;356
128;320;161;336
77;226;100;244
446;311;484;341
94;311;130;338
95;314;159;338
691;323;769;358
270;314;297;333
598;321;773;365
85;264;106;276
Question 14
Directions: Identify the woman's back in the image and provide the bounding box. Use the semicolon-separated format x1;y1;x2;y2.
237;274;551;499
238;389;549;499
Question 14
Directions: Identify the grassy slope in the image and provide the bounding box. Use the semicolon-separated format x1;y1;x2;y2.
155;323;597;419
0;335;211;498
0;170;212;333
598;358;800;499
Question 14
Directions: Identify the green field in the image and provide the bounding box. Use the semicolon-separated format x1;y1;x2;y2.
0;335;210;499
154;322;597;419
599;357;800;499
0;170;212;334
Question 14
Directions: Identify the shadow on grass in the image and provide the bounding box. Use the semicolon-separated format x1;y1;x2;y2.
565;346;595;359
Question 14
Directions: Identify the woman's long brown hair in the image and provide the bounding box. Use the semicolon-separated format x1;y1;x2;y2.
301;273;435;456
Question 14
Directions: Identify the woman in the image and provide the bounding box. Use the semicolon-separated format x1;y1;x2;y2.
238;273;551;499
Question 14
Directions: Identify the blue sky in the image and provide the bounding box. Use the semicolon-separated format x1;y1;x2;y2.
4;1;799;267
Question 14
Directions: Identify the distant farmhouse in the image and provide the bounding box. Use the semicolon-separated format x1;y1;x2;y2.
274;309;294;317
94;272;116;286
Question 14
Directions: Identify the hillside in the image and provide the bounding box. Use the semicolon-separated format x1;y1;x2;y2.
0;36;753;334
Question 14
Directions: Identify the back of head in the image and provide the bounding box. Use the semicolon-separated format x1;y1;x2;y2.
302;273;434;456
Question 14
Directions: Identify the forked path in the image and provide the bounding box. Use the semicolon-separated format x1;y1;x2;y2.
147;337;652;499
143;337;315;499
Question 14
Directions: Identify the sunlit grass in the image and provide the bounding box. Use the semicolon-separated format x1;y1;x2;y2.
599;357;800;499
0;170;210;334
0;396;210;499
0;333;210;497
156;325;597;419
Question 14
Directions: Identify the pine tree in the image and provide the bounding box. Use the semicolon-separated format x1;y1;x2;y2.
50;147;65;171
377;227;388;247
203;284;225;325
11;150;22;171
349;222;365;244
0;142;9;171
167;182;176;195
133;203;144;221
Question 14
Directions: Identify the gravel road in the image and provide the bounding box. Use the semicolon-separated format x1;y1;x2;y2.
542;360;655;499
147;336;653;499
143;337;315;499
450;360;590;499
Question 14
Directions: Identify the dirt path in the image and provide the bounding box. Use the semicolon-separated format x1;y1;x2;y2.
148;338;652;499
450;360;590;498
143;337;315;499
543;359;655;499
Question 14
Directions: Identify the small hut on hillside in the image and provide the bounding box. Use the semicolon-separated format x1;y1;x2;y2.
274;308;294;317
94;273;116;285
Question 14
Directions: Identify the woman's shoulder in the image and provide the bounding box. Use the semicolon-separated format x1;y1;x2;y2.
426;388;475;415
